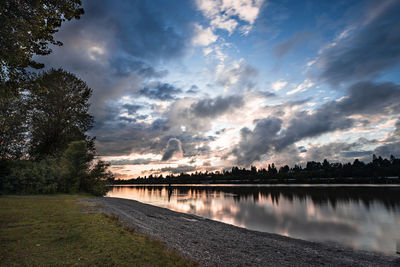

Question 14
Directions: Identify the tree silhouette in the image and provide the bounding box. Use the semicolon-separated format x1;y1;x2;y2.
115;155;400;185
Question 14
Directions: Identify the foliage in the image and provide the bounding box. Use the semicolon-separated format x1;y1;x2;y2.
59;141;94;193
87;160;114;196
0;0;84;81
1;159;60;194
0;69;111;196
0;0;84;160
116;154;400;185
0;141;114;196
0;1;114;196
0;196;196;266
0;89;28;159
59;141;113;196
29;69;94;159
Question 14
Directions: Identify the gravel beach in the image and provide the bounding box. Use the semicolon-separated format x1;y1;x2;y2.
87;197;399;266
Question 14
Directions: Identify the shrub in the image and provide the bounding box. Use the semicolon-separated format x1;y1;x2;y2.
0;141;113;196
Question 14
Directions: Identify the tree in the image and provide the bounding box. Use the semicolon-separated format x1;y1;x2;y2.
322;159;330;170
59;140;92;192
60;141;113;196
0;0;84;81
279;165;289;174
0;91;27;159
28;69;94;159
1;0;84;161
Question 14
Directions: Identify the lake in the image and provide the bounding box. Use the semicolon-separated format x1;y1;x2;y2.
107;184;400;255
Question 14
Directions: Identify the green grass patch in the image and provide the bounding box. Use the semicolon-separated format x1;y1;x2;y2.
0;195;197;266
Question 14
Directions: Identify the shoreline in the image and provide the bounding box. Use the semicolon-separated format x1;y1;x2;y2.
88;197;398;266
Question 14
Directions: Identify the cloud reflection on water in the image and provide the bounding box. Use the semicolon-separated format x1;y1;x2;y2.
108;185;400;254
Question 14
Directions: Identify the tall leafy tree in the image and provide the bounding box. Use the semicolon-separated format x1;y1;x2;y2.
29;69;94;159
0;0;84;160
0;0;84;81
60;141;113;196
0;92;27;159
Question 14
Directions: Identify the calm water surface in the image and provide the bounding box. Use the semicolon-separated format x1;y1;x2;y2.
107;184;400;255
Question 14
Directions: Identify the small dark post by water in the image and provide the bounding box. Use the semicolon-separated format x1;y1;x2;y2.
167;184;172;202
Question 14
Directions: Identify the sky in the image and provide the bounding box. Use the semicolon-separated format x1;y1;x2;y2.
38;0;400;178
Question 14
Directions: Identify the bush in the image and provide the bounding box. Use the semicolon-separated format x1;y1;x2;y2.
60;141;112;196
0;159;60;194
0;141;113;196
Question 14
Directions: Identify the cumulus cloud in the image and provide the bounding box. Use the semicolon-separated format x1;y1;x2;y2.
374;142;400;158
192;24;218;46
122;104;142;115
316;1;400;85
186;85;199;94
107;158;153;165
93;118;170;156
232;117;283;165
189;95;244;118
38;0;191;119
162;138;184;161
278;81;400;149
232;81;400;165
335;82;400;115
160;165;196;174
286;79;314;95
304;142;372;163
138;82;182;100
373;118;400;158
164;94;247;135
216;59;258;91
271;80;288;91
196;0;264;35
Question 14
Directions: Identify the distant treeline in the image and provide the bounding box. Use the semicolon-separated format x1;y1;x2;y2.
115;155;400;185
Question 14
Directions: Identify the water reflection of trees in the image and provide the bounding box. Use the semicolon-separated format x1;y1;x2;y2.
114;185;400;211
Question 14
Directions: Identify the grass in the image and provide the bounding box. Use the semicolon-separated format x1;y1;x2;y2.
0;195;197;266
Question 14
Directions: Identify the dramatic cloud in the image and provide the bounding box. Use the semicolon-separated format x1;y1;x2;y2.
94;118;170;156
107;158;153;165
138;82;182;100
32;1;400;176
216;59;258;91
336;82;400;115
304;142;372;163
192;24;218;46
317;1;400;85
160;165;196;174
38;0;192;118
196;0;264;35
286;79;314;95
189;95;244;118
162;138;184;161
163;94;247;135
232;117;283;165
271;80;287;91
187;85;199;94
278;81;400;149
373;118;400;158
122;104;142;115
341;151;373;158
232;81;400;166
374;142;400;158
